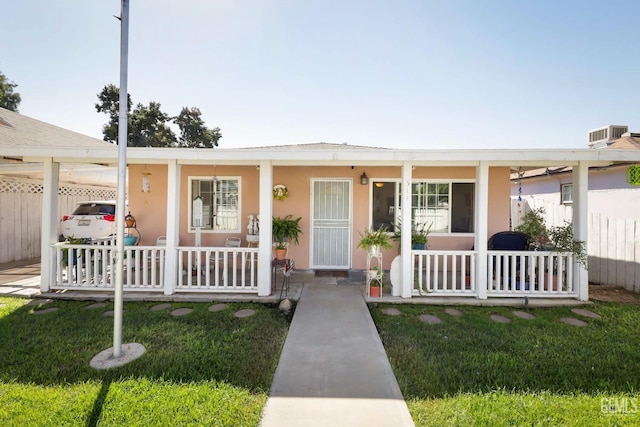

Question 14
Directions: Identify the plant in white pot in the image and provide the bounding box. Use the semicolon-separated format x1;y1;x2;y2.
272;215;302;260
357;226;392;255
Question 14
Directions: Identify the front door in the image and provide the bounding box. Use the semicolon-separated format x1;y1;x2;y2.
310;179;352;269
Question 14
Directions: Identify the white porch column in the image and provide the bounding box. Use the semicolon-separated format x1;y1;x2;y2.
475;161;489;299
400;162;413;298
258;160;273;296
573;161;589;301
40;158;60;292
164;160;181;295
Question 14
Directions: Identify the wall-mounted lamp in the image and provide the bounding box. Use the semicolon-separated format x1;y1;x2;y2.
360;172;369;185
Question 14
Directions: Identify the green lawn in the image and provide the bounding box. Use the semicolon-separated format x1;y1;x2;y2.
370;302;640;426
0;297;290;426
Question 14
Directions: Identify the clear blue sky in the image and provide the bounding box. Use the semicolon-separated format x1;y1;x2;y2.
2;0;639;149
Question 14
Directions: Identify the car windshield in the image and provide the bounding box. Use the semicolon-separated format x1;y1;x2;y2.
72;203;116;216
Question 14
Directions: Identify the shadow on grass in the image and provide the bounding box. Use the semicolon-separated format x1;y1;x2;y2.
370;302;640;399
0;298;291;393
86;378;112;427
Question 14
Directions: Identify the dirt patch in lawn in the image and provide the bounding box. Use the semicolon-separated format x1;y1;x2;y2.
589;285;640;304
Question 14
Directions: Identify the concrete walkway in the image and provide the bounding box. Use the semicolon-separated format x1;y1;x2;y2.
261;282;415;427
0;259;41;298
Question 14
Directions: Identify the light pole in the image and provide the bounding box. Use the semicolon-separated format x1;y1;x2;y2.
90;0;145;369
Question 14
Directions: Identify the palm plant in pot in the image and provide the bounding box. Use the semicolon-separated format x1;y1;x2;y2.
272;215;302;260
357;226;393;255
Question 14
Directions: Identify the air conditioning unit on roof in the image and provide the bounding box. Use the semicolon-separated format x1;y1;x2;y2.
588;125;628;148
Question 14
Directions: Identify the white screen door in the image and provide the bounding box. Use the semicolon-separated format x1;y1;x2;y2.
311;179;352;269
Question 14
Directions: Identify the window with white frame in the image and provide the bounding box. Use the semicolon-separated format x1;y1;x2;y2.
189;176;240;232
561;183;573;204
371;180;474;233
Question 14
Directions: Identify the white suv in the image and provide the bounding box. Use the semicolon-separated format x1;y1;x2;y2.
60;201;117;240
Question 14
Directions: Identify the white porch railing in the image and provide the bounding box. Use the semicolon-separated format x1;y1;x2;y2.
176;247;258;292
412;250;579;298
413;250;476;296
52;242;165;291
51;243;258;293
487;250;576;297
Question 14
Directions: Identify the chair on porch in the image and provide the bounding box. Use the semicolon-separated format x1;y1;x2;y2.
215;237;242;281
488;231;530;251
488;231;530;289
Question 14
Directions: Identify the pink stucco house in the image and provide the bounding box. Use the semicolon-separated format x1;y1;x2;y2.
3;108;640;301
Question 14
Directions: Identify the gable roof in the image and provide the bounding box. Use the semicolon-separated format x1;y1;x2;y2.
0;107;113;149
239;142;391;151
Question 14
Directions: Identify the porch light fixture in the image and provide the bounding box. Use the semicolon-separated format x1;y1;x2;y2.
360;172;369;185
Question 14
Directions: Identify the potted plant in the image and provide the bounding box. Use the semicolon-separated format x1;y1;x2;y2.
369;281;382;297
357;226;392;255
60;236;88;267
514;207;548;250
390;221;432;251
546;222;588;267
546;222;587;291
411;222;432;250
272;215;303;260
516;208;587;290
125;211;136;228
367;265;383;297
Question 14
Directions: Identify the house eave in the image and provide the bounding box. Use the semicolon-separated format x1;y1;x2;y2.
5;146;640;167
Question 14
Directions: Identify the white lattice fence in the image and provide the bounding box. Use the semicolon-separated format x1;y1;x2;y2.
0;178;116;264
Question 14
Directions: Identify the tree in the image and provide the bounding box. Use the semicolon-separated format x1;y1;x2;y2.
0;71;22;112
130;102;176;147
95;84;132;144
95;84;221;147
174;107;221;148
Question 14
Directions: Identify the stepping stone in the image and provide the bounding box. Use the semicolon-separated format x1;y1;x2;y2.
560;317;588;327
445;308;463;317
150;303;172;312
512;310;536;320
32;307;59;315
234;309;256;318
418;314;442;324
208;303;228;312
571;308;601;319
382;308;401;316
85;302;107;309
27;299;53;306
0;303;6;308
490;314;512;323
103;310;115;317
170;308;193;317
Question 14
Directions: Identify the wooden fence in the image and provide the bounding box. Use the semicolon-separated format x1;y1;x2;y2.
589;214;640;292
